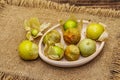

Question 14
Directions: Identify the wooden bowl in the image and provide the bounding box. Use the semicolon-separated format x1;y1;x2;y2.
38;20;105;67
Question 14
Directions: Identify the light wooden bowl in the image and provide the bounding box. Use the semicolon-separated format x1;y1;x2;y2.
39;20;105;67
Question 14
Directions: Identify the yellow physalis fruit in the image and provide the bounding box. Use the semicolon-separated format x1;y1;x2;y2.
18;40;38;60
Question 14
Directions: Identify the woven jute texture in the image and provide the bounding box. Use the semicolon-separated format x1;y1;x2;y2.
48;0;120;9
0;0;120;80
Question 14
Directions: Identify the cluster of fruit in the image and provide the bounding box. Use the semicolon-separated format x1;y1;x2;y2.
18;17;108;61
43;19;108;61
18;17;50;60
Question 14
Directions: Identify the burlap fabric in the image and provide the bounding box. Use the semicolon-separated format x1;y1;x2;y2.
0;0;120;80
48;0;120;9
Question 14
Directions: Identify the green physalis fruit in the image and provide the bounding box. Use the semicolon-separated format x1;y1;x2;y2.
78;39;96;57
43;30;61;45
46;45;64;60
65;45;80;61
24;17;50;40
18;40;38;60
86;23;104;40
31;29;39;37
63;20;77;31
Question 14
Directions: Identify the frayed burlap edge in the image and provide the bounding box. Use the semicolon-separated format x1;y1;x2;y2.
3;0;120;18
0;0;5;8
0;71;34;80
0;0;120;80
110;34;120;80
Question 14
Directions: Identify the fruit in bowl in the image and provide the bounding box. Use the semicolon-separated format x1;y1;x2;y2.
39;19;106;67
43;30;61;45
63;28;80;44
44;44;64;60
63;19;77;31
78;39;96;57
86;23;104;40
65;45;80;61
